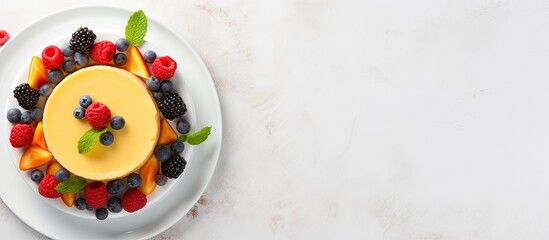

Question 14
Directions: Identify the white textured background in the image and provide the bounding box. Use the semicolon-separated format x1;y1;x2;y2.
3;0;549;239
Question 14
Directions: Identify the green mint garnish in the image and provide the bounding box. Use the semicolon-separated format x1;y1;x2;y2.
125;10;148;46
78;127;108;154
55;176;87;194
186;126;212;145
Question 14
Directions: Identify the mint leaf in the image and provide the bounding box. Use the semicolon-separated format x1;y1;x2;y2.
55;176;87;194
177;134;187;142
78;127;108;154
186;126;211;145
125;10;148;46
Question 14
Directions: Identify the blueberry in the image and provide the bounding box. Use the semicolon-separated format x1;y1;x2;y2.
63;60;76;73
95;208;108;220
127;173;142;189
146;77;161;91
110;116;125;130
176;119;191;134
55;168;69;182
107;197;122;213
75;198;87;210
61;43;75;57
143;50;156;63
48;69;64;84
39;83;54;97
30;107;43;121
153;92;164;101
100;131;114;146
107;179;128;195
155;174;168;186
86;203;93;211
154;145;172;162
115;38;129;52
79;95;92;108
30;170;44;183
7;108;21;123
73;107;85;119
160;80;174;93
171;141;185;154
114;53;127;66
21;111;32;124
74;52;89;67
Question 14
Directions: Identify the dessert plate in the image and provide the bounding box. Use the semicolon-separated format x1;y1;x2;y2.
0;5;222;240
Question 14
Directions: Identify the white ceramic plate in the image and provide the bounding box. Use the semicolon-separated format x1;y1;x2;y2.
0;5;222;240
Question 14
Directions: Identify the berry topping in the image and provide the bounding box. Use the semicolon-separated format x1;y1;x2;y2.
99;131;114;146
62;60;76;73
127;173;142;189
84;181;108;209
161;154;187;179
89;41;116;64
39;83;54;97
155;174;168;186
30;107;43;121
0;30;10;46
13;83;39;110
154;145;172;162
110;116;125;130
176;119;191;134
47;69;64;84
38;175;62;198
151;56;177;80
171;141;185;154
75;198;88;210
108;197;123;213
55;168;69;182
114;53;127;66
122;189;147;213
143;50;156;63
41;46;64;70
10;123;33;148
85;102;112;130
7;108;21;123
95;208;108;220
146;76;161;91
21;111;32;124
115;38;129;52
160;80;174;93
61;43;75;57
69;27;96;53
152;92;164;101
74;52;89;67
158;92;187;120
31;170;44;183
107;179;128;195
79;95;92;108
73;107;85;119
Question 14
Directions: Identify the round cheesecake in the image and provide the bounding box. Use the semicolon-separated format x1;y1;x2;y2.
43;66;160;181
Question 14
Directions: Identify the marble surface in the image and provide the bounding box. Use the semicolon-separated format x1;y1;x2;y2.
3;0;549;239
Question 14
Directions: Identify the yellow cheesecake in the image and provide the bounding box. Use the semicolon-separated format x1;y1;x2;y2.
43;66;160;181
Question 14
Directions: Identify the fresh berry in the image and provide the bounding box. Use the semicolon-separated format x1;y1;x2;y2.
84;181;108;209
41;46;64;69
10;123;33;148
155;174;168;186
154;145;172;162
161;154;187;179
127;173;142;189
153;92;164;101
75;198;88;210
176;119;191;134
30;107;43;121
107;197;123;213
69;27;96;53
151;56;177;80
158;92;187;120
170;141;185;154
6;108;21;123
146;77;161;91
95;208;108;220
62;60;76;73
31;170;44;183
74;52;89;67
47;69;64;84
115;38;129;52
160;80;174;93
110;116;125;130
100;131;114;146
73;107;85;119
61;43;75;57
79;95;92;108
55;168;69;182
122;189;147;213
107;179;128;195
38;175;61;198
39;83;53;97
0;30;9;46
143;50;156;63
86;204;93;211
13;83;39;110
89;41;116;64
21;111;32;124
114;53;127;66
85;102;111;130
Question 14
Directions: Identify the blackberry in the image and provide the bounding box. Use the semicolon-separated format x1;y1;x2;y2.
158;92;187;120
13;83;39;110
161;154;187;179
69;27;96;53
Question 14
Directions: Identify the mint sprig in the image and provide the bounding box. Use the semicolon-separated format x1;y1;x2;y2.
178;126;211;145
125;10;148;46
78;127;108;154
55;176;87;194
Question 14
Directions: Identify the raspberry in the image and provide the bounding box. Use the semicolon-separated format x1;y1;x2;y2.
152;56;177;80
41;46;64;70
122;189;147;213
10;123;33;148
85;102;111;130
89;41;116;64
0;30;9;46
38;175;61;198
84;181;108;209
